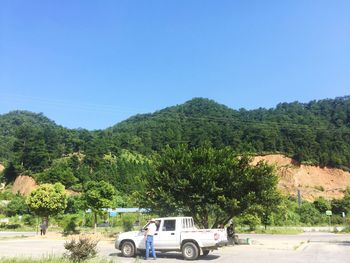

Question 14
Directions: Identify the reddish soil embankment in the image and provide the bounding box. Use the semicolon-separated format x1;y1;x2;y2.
253;154;350;201
11;175;37;196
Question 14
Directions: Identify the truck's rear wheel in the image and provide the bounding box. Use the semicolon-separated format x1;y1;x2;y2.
182;242;199;260
121;241;135;257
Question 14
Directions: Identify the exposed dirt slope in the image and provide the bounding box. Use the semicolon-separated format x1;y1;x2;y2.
0;164;4;173
253;154;350;201
12;175;37;195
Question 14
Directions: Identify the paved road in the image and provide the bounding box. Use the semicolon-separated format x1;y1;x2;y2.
0;232;349;262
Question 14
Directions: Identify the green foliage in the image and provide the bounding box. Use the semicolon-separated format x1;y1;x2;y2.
138;145;280;228
1;97;350;229
331;189;350;217
81;181;116;229
271;197;300;226
22;214;36;226
62;214;81;235
26;183;67;219
313;197;331;213
121;213;135;232
2;163;18;184
341;225;350;233
239;213;261;231
2;96;350;179
3;194;28;217
0;223;21;229
65;196;84;214
298;202;326;225
36;158;79;188
82;181;116;212
64;236;98;262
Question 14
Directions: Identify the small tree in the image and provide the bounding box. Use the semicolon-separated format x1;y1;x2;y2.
82;180;116;231
27;183;67;229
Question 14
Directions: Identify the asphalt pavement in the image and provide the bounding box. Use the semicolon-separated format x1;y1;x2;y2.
0;232;349;262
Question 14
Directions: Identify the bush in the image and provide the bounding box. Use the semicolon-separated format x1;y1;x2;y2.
239;214;261;231
62;215;81;235
121;214;134;232
331;215;344;225
0;223;21;229
64;235;99;262
341;225;350;233
298;202;325;225
22;214;36;226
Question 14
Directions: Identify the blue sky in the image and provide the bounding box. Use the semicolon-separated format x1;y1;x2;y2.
1;1;349;130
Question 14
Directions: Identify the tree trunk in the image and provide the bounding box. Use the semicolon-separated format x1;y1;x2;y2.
94;212;97;233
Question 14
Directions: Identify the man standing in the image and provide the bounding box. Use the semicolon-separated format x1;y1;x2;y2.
144;218;157;260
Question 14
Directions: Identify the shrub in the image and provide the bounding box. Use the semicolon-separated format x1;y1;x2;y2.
2;223;21;229
64;235;99;262
121;214;134;232
22;214;36;226
341;225;350;233
240;214;261;231
62;215;81;235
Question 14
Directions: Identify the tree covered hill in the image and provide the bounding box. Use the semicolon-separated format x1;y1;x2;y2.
109;96;350;168
0;96;350;175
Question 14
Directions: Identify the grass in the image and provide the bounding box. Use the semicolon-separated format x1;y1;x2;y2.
238;226;304;234
0;256;118;263
340;225;350;233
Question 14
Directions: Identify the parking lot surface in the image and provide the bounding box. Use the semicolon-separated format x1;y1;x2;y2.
0;232;349;262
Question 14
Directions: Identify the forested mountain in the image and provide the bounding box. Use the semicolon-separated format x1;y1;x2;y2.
0;96;349;182
108;96;350;168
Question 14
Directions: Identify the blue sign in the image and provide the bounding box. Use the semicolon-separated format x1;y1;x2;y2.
109;211;118;217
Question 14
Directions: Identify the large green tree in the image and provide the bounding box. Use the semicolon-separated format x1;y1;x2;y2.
27;183;67;226
138;145;281;228
82;180;116;230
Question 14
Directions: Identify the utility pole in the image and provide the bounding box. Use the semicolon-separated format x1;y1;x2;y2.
297;190;301;209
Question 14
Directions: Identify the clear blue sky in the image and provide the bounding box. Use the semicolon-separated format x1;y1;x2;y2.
1;1;349;130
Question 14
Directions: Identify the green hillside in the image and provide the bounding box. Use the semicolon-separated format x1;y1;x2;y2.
0;96;349;180
108;96;350;168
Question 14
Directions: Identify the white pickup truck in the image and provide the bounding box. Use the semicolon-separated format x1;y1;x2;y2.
115;216;227;260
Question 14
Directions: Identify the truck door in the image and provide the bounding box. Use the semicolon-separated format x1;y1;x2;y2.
155;219;180;249
139;220;161;250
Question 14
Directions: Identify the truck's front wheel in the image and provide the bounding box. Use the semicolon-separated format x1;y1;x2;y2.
182;242;199;260
121;241;135;257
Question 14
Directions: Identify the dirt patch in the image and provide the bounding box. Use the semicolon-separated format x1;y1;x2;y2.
253;154;350;201
12;175;37;196
0;164;4;173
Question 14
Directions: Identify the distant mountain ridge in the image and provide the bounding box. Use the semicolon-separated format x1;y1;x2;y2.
0;96;349;173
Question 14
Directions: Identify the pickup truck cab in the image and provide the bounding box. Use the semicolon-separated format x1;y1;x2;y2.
115;216;227;260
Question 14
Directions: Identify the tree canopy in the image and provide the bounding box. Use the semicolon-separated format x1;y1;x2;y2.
82;180;116;229
26;183;67;220
137;145;281;228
